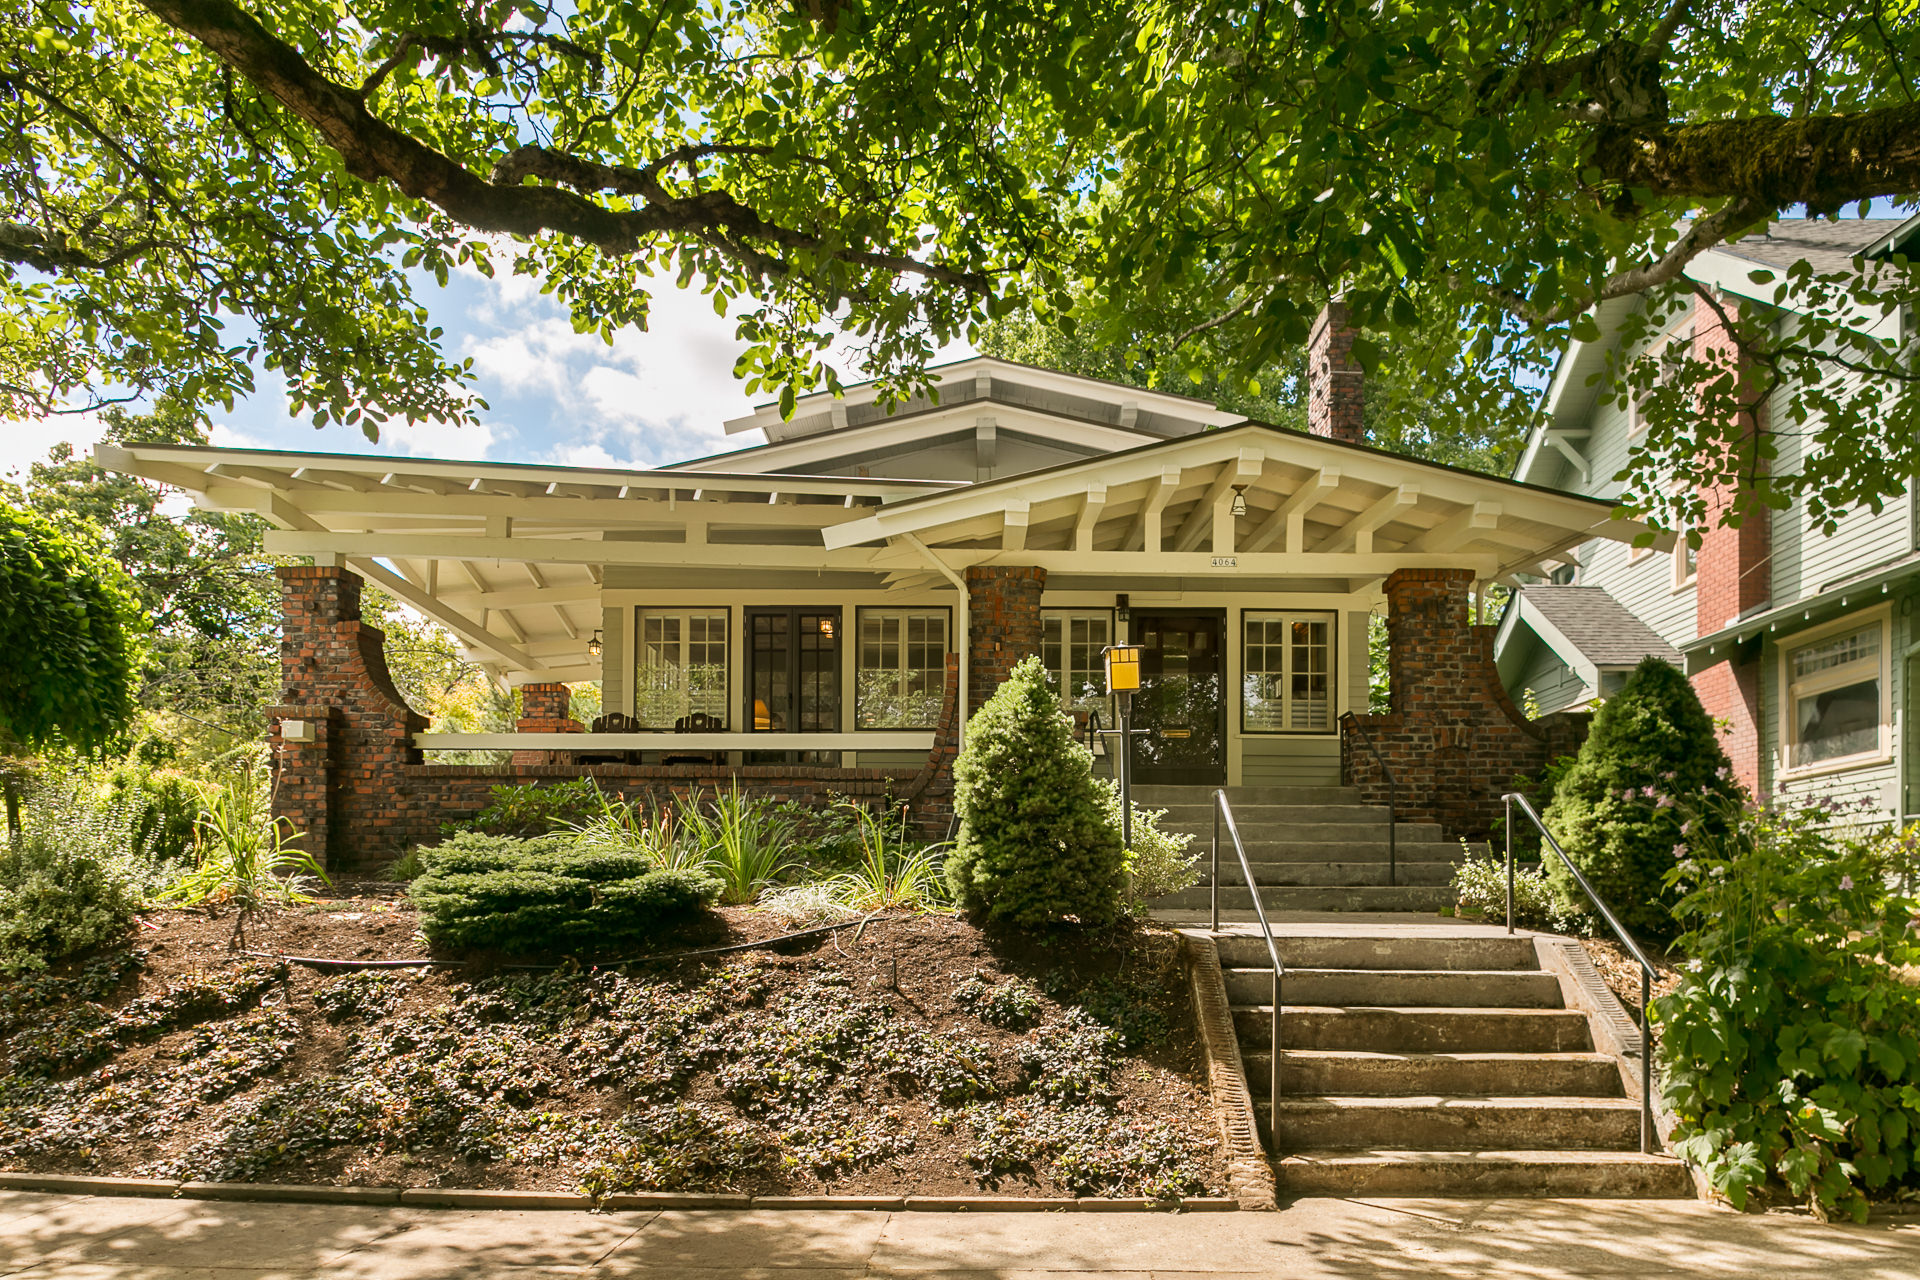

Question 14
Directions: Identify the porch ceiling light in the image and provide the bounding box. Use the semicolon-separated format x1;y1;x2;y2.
1103;643;1142;693
819;616;836;638
587;629;603;659
1230;484;1249;517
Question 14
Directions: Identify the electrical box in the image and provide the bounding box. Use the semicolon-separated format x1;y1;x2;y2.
281;719;315;744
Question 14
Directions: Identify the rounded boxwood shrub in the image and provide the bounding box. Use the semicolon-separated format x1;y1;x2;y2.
409;831;721;953
1543;656;1742;943
946;655;1126;927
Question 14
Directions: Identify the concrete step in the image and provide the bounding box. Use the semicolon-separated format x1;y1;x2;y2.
1201;861;1458;887
1161;885;1455;913
1148;803;1394;825
1234;1006;1594;1054
1243;1050;1624;1097
1162;821;1450;844
1271;1149;1692;1197
1132;785;1362;805
1174;840;1471;863
1224;967;1565;1009
1214;934;1541;972
1261;1095;1645;1151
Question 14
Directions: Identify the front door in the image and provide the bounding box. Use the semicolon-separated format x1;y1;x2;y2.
1131;611;1227;785
745;608;841;764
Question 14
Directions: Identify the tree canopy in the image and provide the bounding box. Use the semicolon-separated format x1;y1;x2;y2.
5;1;1918;525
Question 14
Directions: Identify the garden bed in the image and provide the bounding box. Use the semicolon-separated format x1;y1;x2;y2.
0;891;1226;1202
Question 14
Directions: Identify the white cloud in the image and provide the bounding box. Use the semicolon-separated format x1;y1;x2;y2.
0;412;106;480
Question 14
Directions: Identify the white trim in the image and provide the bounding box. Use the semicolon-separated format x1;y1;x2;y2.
1777;605;1893;780
680;403;1159;473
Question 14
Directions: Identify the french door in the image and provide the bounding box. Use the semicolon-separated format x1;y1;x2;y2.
1131;610;1228;785
745;608;841;764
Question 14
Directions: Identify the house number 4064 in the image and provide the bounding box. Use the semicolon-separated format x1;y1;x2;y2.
1211;556;1238;568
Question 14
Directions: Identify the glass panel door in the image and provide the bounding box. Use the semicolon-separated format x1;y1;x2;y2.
747;608;840;764
1131;611;1226;785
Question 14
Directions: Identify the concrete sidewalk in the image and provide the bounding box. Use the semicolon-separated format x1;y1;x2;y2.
2;1190;1919;1278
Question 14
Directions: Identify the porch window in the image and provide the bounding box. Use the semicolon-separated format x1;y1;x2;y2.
856;608;948;729
1042;610;1114;721
1785;620;1885;771
1242;611;1335;733
634;609;729;728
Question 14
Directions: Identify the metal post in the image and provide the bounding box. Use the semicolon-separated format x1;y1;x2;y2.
1118;691;1134;852
1210;798;1221;932
1270;965;1280;1134
1641;964;1653;1154
1504;794;1515;935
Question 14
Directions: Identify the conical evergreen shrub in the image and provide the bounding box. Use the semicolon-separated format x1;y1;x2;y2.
1543;655;1742;943
946;655;1126;927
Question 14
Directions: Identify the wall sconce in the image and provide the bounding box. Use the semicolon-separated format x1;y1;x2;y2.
587;629;603;659
1230;484;1249;517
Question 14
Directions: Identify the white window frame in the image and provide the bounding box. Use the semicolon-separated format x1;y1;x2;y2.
1672;519;1698;592
1778;607;1892;779
1041;609;1115;724
854;607;950;730
1240;610;1338;735
633;607;731;729
1628;325;1693;438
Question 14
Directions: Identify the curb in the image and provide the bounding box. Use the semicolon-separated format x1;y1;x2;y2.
0;1173;1235;1214
1177;931;1279;1212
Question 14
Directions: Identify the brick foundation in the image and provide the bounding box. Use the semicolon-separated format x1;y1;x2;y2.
966;565;1047;712
1342;569;1589;837
268;564;962;870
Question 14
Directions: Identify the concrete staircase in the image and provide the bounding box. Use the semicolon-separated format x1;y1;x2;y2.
1219;929;1691;1197
1139;785;1472;918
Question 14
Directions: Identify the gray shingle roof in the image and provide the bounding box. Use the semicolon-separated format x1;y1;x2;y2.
1520;585;1681;667
1713;218;1909;276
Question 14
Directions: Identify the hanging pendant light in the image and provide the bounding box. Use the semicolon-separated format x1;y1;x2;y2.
587;629;603;659
1229;484;1249;517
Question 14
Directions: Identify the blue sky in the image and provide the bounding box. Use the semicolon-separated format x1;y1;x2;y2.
0;261;974;481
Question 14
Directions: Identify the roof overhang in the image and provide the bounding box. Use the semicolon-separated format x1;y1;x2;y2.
1493;593;1600;689
1683;552;1920;674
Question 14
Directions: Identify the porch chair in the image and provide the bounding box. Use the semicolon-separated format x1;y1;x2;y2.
578;711;642;766
663;711;725;766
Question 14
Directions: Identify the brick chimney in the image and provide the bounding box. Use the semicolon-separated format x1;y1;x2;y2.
1307;300;1365;444
1688;288;1770;797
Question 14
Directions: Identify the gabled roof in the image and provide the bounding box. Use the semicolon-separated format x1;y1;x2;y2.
720;355;1243;445
1494;585;1679;690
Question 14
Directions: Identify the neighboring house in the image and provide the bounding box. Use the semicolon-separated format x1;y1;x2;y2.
1500;217;1920;823
103;308;1655;866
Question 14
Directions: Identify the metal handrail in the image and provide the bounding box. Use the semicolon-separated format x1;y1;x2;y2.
1338;712;1397;887
1211;789;1284;1148
1502;791;1657;1155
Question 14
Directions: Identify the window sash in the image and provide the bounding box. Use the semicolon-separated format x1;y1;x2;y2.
1042;610;1114;720
1784;622;1886;770
634;609;729;728
855;609;948;729
1242;611;1335;733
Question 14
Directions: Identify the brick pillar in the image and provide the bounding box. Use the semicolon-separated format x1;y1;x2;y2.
269;565;429;870
903;652;963;838
1340;569;1563;835
512;681;584;766
965;566;1047;711
1690;290;1770;797
1307;300;1365;444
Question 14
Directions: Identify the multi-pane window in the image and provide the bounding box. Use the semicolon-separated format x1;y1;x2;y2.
1786;621;1884;770
634;609;729;728
1242;611;1335;732
856;609;948;729
1042;610;1113;721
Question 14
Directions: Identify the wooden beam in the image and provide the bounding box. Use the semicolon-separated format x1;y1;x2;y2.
1002;499;1030;553
1073;484;1108;553
263;530;899;572
344;556;542;673
1413;501;1502;553
1128;467;1183;552
1172;450;1264;553
1244;467;1341;553
1320;485;1419;554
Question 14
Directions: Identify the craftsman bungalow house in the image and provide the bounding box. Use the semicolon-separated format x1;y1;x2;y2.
1498;218;1920;825
102;307;1656;868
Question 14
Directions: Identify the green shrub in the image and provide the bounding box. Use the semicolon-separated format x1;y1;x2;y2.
162;772;329;945
409;831;721;953
1101;784;1197;914
946;656;1126;928
105;763;200;867
675;783;797;905
468;778;605;835
1656;794;1920;1221
0;831;145;975
826;801;950;912
1450;842;1586;933
1542;656;1741;943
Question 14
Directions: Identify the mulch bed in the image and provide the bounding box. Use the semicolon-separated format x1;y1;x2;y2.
0;888;1227;1201
1579;937;1685;1018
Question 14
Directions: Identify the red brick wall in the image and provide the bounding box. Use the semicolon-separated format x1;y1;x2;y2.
1690;290;1770;796
1308;301;1365;444
268;566;963;869
1342;569;1585;836
966;566;1047;712
512;681;584;766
